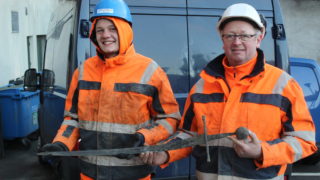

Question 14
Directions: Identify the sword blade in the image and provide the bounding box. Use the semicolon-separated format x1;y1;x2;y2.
38;132;234;157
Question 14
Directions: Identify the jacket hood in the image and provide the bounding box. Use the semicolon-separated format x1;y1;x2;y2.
89;17;133;60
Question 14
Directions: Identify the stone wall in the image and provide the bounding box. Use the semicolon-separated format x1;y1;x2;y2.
280;0;320;62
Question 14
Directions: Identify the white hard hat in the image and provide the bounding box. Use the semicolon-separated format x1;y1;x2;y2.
217;3;264;33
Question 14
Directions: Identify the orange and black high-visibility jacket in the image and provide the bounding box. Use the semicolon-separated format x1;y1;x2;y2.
165;49;316;180
52;17;180;179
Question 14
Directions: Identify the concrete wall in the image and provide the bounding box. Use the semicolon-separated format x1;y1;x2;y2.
0;0;58;86
280;0;320;62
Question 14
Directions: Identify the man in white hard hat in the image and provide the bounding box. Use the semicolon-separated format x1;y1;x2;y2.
140;3;316;180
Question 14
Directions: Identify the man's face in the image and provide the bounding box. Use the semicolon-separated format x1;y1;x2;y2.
221;20;263;66
95;19;119;58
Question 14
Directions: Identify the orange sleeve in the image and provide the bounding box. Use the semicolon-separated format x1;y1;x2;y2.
52;69;80;151
165;92;196;164
138;67;180;145
256;78;317;168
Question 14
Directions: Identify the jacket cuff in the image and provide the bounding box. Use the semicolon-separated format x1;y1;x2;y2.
53;141;69;151
137;127;169;145
254;141;271;168
135;132;145;146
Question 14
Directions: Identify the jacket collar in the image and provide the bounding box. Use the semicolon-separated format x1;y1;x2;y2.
202;48;265;80
97;44;136;68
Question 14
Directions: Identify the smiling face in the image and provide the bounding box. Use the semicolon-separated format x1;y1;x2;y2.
221;20;263;66
95;19;119;58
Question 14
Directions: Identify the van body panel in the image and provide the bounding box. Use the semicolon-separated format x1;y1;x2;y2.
188;0;273;10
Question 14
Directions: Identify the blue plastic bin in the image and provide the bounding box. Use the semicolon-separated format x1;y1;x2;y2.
0;88;39;140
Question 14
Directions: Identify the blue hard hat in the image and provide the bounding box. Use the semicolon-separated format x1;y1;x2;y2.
90;0;132;24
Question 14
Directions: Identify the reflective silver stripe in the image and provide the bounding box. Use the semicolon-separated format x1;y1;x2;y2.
64;110;78;119
176;132;193;140
196;171;284;180
272;71;291;94
195;78;205;93
156;112;181;120
80;155;144;166
292;172;320;176
284;131;316;142
78;62;84;81
156;119;174;134
140;61;158;84
283;136;303;161
61;119;79;128
79;120;150;134
176;129;198;139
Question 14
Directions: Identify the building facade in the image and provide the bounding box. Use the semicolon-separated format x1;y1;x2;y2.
0;0;319;87
0;0;58;86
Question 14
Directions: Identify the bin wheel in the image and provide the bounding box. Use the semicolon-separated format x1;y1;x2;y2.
27;130;39;141
38;155;49;165
20;138;31;149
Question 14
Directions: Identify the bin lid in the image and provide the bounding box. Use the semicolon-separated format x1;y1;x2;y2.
0;88;39;99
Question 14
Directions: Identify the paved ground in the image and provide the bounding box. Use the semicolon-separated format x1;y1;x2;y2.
0;138;58;180
0;138;319;180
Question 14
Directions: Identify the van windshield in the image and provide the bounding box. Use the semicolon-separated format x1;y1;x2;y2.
44;1;76;90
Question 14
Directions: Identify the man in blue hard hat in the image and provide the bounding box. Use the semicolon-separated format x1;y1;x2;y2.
40;0;180;179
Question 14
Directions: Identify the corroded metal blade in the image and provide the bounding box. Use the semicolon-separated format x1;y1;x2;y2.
38;132;234;157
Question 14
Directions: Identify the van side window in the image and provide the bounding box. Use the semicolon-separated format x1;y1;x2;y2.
291;65;320;108
188;16;223;85
45;9;76;89
260;18;275;65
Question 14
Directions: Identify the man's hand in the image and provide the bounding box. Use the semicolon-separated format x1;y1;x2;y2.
39;142;68;166
140;151;168;166
228;130;262;159
116;133;145;159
